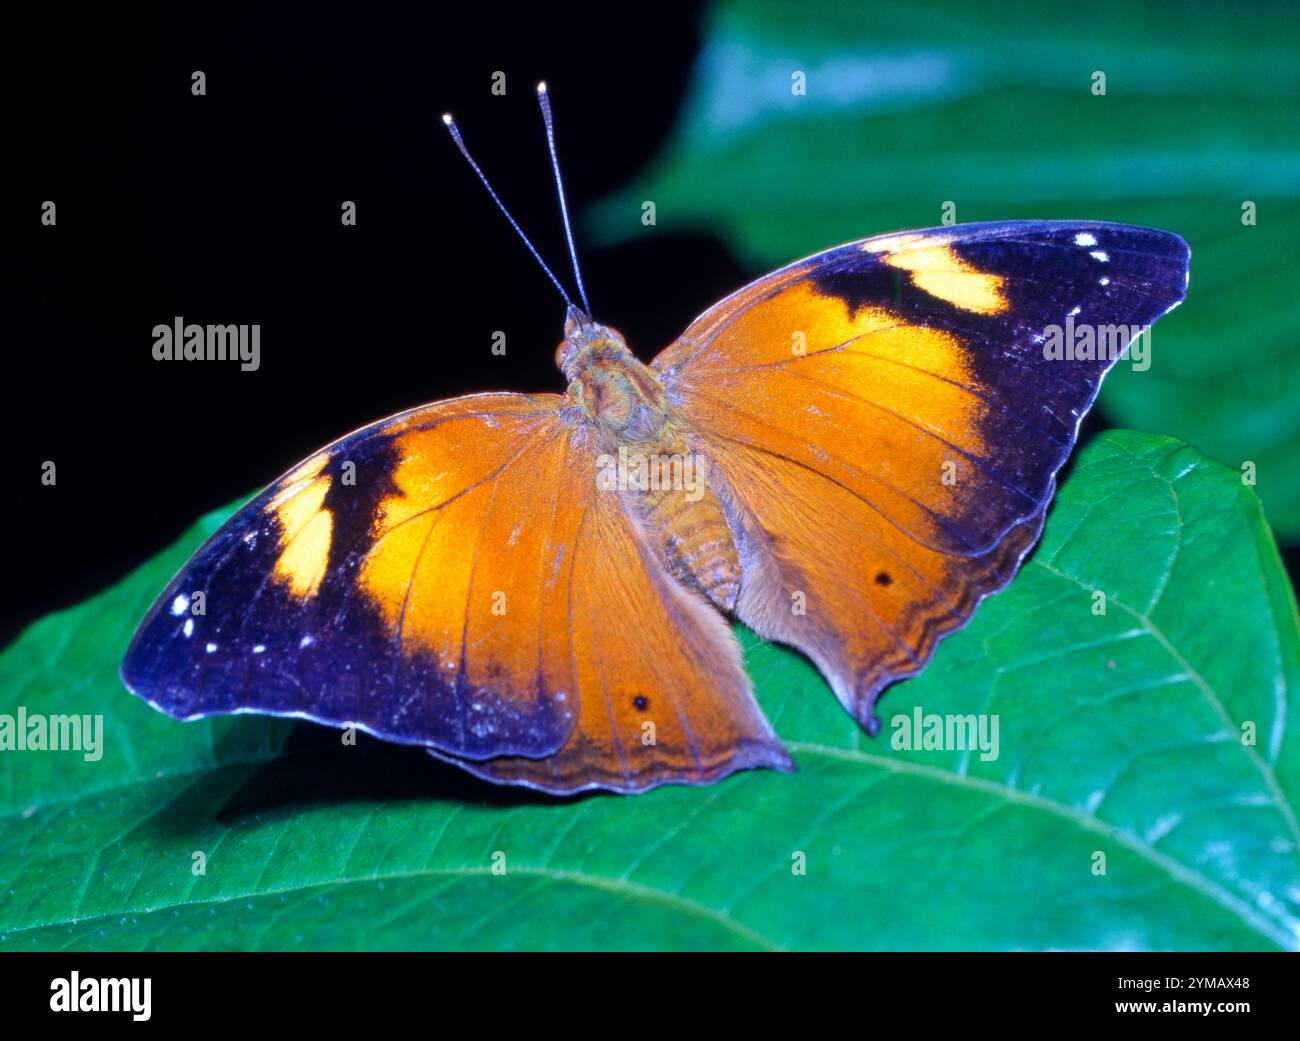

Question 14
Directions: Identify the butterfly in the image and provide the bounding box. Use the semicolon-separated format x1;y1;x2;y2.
121;84;1190;794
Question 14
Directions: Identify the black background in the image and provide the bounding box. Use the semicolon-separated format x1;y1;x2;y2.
10;2;739;644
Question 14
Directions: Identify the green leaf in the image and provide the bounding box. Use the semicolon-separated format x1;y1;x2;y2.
590;0;1300;538
1;431;1297;950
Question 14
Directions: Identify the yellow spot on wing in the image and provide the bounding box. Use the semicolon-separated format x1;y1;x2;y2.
270;458;333;598
878;244;1008;315
276;508;333;598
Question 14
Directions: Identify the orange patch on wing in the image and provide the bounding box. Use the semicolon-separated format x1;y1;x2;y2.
686;279;975;384
358;411;579;714
667;278;1015;555
675;280;987;533
360;415;547;635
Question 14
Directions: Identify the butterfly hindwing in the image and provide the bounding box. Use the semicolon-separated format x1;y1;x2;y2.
703;435;1049;730
656;221;1189;727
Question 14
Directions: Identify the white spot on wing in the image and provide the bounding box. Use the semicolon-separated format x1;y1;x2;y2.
1090;250;1109;263
1074;232;1098;247
183;618;194;637
171;594;189;616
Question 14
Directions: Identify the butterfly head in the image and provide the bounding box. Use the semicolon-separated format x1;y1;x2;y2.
555;305;632;379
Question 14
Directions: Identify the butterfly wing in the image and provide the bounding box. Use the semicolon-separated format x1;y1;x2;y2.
654;221;1189;729
430;437;793;793
122;393;583;760
122;391;790;791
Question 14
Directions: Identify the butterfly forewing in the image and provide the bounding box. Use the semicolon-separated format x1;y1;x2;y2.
658;221;1188;556
121;393;583;761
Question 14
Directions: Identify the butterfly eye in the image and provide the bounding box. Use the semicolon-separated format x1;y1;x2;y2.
555;341;571;371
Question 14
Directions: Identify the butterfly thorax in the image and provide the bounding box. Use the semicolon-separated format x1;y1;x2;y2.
559;317;671;440
558;309;742;611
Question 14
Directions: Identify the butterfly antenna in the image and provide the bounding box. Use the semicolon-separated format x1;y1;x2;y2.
441;112;574;308
536;83;592;316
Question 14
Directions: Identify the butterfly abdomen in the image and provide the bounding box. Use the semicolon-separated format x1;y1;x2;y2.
622;437;742;612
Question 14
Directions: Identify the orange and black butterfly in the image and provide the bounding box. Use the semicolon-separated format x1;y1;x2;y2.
122;85;1190;793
